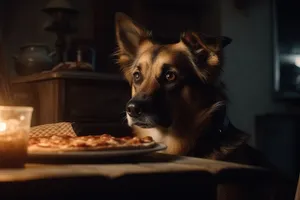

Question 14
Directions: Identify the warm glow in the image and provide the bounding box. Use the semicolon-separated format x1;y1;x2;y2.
20;115;25;121
295;57;300;68
0;122;7;132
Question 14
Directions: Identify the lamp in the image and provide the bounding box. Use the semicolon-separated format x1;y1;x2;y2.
42;0;79;64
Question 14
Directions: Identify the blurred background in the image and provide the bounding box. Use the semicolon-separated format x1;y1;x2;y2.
0;0;299;181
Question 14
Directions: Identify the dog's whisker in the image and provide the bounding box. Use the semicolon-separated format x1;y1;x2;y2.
120;110;128;124
120;110;127;115
121;114;128;124
144;117;154;126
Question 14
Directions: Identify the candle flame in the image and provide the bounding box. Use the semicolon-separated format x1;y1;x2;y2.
20;115;25;121
0;122;6;132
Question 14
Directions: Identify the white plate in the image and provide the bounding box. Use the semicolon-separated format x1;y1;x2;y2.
27;143;167;160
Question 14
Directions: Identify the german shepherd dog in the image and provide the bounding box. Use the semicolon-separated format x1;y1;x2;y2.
114;12;297;199
114;12;276;168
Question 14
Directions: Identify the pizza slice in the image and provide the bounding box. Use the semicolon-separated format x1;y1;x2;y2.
27;134;157;152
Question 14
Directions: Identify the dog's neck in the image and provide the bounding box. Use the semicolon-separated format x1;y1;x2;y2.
188;111;250;160
133;105;249;158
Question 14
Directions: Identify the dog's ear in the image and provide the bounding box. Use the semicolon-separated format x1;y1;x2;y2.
115;12;150;68
181;31;232;67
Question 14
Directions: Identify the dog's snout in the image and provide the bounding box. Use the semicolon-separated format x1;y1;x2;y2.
126;93;153;118
126;102;143;118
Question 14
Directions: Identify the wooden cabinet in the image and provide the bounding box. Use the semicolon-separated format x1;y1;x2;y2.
10;71;132;136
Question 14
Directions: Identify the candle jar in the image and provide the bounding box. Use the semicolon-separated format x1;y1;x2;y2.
0;106;33;168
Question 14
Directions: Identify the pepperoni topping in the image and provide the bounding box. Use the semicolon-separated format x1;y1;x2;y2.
28;134;155;151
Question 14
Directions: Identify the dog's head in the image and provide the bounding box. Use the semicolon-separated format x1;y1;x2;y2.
115;12;232;130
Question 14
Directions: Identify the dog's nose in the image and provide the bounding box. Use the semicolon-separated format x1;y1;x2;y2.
126;102;142;118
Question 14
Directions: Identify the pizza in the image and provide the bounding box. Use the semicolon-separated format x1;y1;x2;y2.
27;134;157;153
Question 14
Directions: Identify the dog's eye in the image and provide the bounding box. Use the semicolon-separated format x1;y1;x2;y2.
133;71;142;83
165;71;177;82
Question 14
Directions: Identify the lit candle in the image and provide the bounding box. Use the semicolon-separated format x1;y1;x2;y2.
0;106;33;168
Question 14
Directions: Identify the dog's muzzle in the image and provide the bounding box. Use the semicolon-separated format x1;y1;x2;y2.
126;101;142;118
125;93;172;128
126;98;155;128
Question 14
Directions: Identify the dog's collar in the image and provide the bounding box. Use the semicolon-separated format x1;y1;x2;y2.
218;115;230;134
209;105;229;137
189;107;249;159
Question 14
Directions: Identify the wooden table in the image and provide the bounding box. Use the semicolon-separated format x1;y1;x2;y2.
0;153;280;200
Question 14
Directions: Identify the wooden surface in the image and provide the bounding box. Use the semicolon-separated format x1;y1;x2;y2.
0;153;277;200
0;153;269;182
11;71;126;83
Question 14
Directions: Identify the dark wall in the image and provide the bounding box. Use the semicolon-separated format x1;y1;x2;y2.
93;0;221;73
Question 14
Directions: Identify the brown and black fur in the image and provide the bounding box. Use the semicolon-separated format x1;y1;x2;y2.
114;12;264;166
114;12;296;199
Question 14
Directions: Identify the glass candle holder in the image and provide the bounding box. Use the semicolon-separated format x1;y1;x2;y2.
0;106;33;168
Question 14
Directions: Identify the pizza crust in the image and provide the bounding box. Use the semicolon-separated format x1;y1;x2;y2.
28;142;157;153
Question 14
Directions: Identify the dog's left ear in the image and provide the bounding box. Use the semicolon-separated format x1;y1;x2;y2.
115;12;150;68
181;31;232;66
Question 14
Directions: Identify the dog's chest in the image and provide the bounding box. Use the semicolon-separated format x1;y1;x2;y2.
135;128;189;155
135;128;166;143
